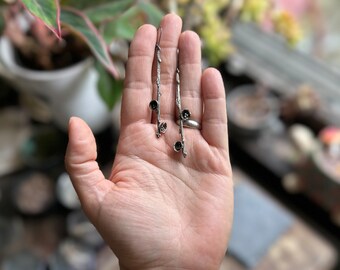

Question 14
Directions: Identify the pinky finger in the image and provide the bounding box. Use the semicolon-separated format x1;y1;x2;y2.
201;68;228;150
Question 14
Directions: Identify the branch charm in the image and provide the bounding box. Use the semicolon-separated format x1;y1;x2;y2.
149;28;167;138
174;66;190;158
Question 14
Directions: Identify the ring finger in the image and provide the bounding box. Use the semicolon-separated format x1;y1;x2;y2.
178;31;202;123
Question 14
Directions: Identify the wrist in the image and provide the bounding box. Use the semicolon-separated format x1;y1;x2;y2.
119;263;221;270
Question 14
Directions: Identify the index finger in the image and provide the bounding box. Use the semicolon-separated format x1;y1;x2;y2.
121;24;157;127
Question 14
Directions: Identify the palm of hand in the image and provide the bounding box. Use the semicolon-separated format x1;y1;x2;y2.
66;14;233;270
108;121;232;268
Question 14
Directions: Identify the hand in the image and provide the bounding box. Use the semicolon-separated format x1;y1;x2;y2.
65;14;233;270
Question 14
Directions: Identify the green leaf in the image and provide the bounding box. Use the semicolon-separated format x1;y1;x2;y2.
60;8;119;78
21;0;61;38
85;0;135;25
96;61;123;110
0;9;5;33
101;3;163;43
102;6;143;42
137;2;163;26
60;0;113;10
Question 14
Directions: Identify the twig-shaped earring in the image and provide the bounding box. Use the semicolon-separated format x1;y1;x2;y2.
149;28;167;138
174;63;191;158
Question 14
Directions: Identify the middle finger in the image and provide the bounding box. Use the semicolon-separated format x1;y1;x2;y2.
151;14;183;123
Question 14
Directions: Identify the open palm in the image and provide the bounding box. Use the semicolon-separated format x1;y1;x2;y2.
65;14;233;270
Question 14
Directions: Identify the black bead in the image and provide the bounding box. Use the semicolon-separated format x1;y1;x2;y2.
173;141;183;152
181;109;191;120
149;100;159;111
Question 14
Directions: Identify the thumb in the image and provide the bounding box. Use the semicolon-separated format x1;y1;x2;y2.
65;117;112;214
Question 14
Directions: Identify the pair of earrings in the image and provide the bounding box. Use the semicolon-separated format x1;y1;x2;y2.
149;29;191;158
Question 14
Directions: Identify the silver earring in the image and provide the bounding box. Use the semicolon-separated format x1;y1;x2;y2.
149;28;167;138
174;65;190;158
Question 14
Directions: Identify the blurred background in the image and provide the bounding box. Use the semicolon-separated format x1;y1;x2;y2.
0;0;339;269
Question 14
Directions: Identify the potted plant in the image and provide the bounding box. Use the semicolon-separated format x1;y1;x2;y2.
170;0;302;67
0;0;163;132
226;84;280;137
283;126;340;225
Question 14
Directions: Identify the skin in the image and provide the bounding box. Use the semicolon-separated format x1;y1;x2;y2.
65;14;233;270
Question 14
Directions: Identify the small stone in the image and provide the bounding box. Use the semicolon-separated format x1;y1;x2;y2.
181;109;191;120
173;141;183;152
149;100;159;111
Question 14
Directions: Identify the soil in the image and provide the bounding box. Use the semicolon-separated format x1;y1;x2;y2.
15;33;91;71
230;94;271;129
